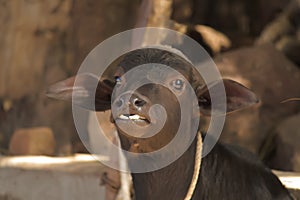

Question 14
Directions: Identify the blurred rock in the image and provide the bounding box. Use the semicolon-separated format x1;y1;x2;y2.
190;0;290;47
186;24;231;55
0;154;107;200
256;0;300;66
268;114;300;171
9;127;55;156
172;0;193;23
0;0;140;156
0;0;74;156
71;0;139;67
212;44;300;154
136;0;231;55
0;0;72;100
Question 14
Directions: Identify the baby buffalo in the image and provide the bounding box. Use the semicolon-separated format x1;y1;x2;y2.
47;48;292;200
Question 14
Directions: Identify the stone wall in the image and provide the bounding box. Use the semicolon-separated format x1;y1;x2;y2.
0;0;139;155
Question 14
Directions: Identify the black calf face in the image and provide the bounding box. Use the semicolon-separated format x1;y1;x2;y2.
110;49;197;153
47;47;259;154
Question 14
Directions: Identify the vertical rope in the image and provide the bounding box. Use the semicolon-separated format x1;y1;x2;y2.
184;133;202;200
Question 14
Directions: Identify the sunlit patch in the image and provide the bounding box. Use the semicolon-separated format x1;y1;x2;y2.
0;154;109;168
278;176;300;190
274;170;300;190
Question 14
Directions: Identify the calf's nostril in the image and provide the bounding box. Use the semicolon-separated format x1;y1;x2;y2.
116;98;124;108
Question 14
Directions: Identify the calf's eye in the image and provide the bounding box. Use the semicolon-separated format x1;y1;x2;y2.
172;79;184;90
115;76;122;84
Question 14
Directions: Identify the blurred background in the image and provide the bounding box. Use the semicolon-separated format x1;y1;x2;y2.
0;0;299;199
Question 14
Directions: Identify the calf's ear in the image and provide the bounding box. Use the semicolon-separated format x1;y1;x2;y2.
196;79;259;115
46;73;113;111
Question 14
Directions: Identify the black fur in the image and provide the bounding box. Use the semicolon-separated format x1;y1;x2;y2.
117;49;292;200
47;48;293;200
131;135;292;200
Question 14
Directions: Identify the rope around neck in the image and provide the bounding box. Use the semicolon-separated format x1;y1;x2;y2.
184;133;203;200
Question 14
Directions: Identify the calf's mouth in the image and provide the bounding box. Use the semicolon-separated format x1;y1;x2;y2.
116;113;151;126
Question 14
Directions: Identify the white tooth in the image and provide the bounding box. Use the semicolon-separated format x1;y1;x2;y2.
129;115;140;120
119;115;129;119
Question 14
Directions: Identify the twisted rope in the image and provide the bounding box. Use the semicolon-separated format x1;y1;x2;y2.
184;133;202;200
